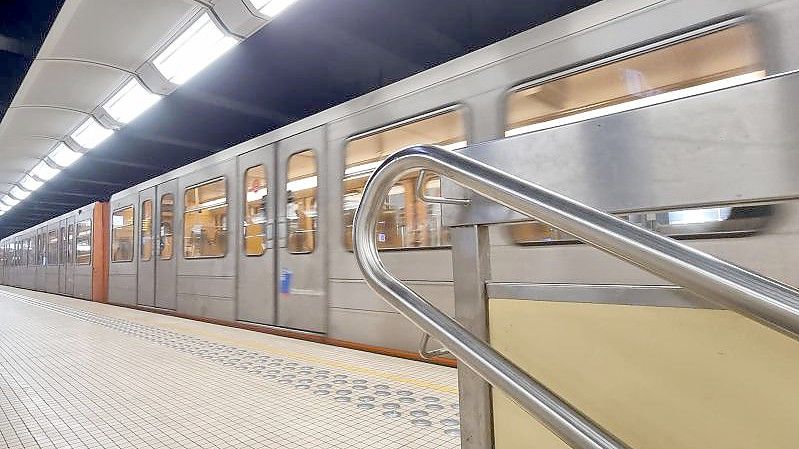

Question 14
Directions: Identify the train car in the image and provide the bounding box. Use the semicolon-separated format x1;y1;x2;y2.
3;0;799;360
1;203;101;301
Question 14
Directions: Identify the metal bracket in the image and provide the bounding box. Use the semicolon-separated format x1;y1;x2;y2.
419;333;451;360
415;169;470;206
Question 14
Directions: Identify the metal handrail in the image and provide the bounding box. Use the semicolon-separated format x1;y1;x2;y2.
352;145;799;449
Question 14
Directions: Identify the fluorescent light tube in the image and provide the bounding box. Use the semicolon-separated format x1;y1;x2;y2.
20;175;43;192
71;118;113;149
2;196;20;207
439;141;466;151
48;143;83;168
103;78;161;124
31;161;60;181
9;186;30;201
286;176;317;192
152;13;238;85
249;0;298;17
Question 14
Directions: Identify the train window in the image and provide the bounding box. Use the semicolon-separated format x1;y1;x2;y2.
343;108;466;250
286;150;317;254
509;205;775;245
36;234;42;266
60;227;66;265
243;166;267;257
25;238;31;266
140;200;153;261
67;224;75;265
76;219;92;265
47;230;58;265
506;22;763;136
160;194;175;260
112;207;135;262
184;178;227;259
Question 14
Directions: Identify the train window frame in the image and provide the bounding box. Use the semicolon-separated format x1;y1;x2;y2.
47;230;58;266
111;206;135;263
243;165;267;258
341;105;468;252
140;199;153;261
504;17;763;137
160;193;175;261
183;176;228;260
286;149;318;255
76;219;92;266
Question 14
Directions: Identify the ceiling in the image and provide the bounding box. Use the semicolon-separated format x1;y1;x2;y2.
0;0;599;237
0;0;63;123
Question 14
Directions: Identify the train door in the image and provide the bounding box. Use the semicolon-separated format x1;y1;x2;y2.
137;187;156;306
45;223;60;293
62;217;76;296
236;145;276;325
275;127;327;332
155;179;178;310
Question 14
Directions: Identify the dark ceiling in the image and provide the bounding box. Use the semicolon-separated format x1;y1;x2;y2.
0;0;64;118
0;0;599;237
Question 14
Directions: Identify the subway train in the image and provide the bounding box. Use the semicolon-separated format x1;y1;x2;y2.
2;0;798;361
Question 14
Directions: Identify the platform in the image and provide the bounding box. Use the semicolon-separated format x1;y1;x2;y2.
0;287;460;449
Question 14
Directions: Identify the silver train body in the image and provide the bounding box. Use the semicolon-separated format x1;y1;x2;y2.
3;0;799;354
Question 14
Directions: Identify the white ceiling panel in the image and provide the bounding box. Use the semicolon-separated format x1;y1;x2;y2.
38;0;200;71
0;108;86;142
0;137;60;180
10;60;127;113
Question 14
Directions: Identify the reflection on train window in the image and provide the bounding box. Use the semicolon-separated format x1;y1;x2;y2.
76;219;92;265
112;206;134;262
140;200;153;261
37;233;44;266
59;227;66;266
343;108;466;250
509;205;775;245
506;23;763;136
47;230;58;266
67;224;75;265
184;178;227;259
287;150;317;254
25;238;31;266
244;165;267;257
160;194;174;260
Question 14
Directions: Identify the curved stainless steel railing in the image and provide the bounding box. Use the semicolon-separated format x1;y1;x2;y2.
352;145;799;449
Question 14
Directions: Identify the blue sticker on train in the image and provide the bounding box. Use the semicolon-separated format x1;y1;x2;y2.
280;268;292;294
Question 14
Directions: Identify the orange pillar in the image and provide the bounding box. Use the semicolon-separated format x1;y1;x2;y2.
91;202;109;303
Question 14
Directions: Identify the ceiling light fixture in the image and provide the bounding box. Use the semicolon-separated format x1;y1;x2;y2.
152;13;239;85
249;0;298;18
9;186;30;201
71;117;114;149
48;142;83;168
20;175;43;192
103;78;162;124
1;196;20;207
30;160;61;181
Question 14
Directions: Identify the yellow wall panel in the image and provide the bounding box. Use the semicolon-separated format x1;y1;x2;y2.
489;299;799;449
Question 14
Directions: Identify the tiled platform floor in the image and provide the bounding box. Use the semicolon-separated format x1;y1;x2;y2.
0;287;460;449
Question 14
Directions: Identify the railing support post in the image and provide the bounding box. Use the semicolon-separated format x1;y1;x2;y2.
451;225;494;449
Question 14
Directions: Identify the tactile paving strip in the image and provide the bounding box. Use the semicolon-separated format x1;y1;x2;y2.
0;290;461;449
